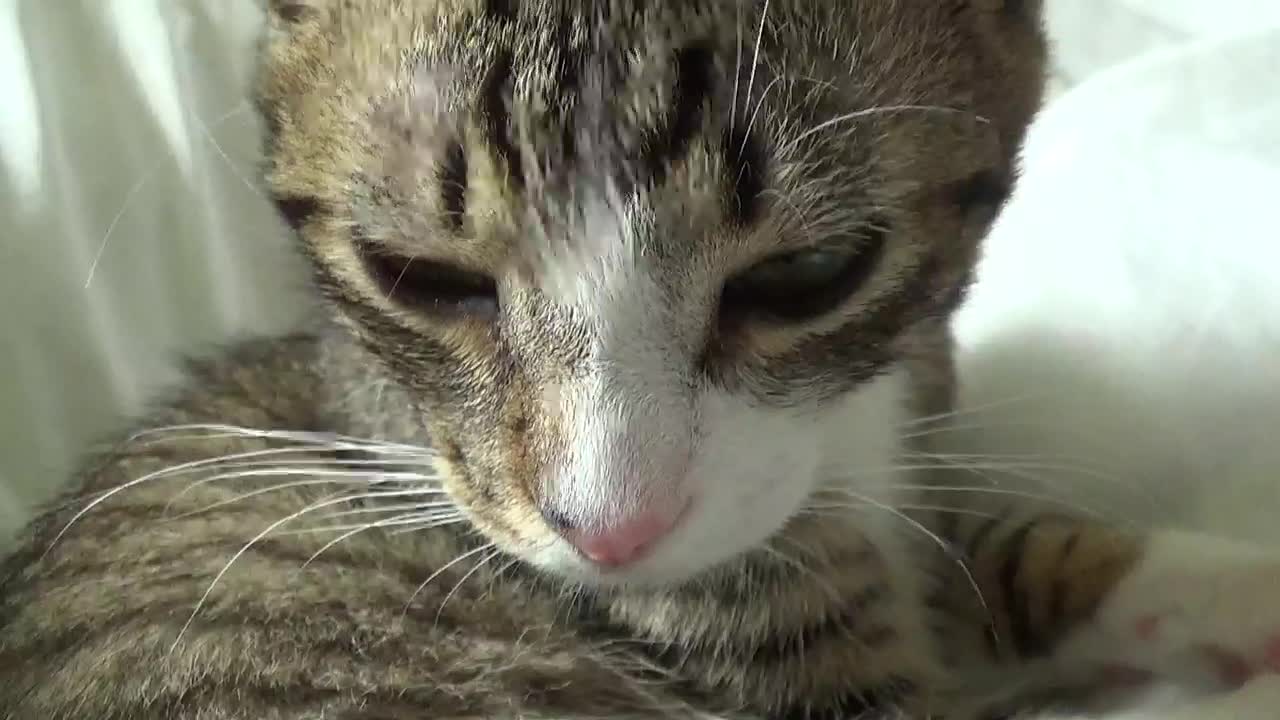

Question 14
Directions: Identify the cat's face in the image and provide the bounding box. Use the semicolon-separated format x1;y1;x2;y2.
256;0;1044;587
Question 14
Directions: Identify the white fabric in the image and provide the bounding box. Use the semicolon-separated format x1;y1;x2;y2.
0;1;303;535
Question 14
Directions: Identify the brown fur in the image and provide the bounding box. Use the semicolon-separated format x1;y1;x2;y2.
0;1;1156;718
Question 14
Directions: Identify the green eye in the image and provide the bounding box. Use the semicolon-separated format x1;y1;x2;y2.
720;225;888;323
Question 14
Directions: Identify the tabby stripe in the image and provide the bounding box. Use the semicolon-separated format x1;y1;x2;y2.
997;519;1041;657
1048;529;1080;630
642;45;713;187
715;582;892;663
963;515;1004;563
478;50;523;189
482;0;515;21
270;192;325;232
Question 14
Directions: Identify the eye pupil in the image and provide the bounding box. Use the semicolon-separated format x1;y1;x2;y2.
356;244;499;320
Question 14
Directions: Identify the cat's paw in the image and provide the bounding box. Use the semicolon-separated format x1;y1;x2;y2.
1162;675;1280;720
1061;531;1280;687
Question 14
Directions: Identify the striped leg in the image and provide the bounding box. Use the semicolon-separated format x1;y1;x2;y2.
947;511;1280;694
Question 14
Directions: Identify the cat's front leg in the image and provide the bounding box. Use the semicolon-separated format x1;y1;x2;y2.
956;513;1280;691
1056;530;1280;688
1035;675;1280;720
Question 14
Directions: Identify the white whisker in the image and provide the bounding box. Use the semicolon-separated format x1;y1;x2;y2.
433;547;505;626
741;0;770;150
816;486;993;630
317;500;455;521
170;491;416;653
302;513;465;568
85;103;249;289
793;104;987;146
402;542;497;617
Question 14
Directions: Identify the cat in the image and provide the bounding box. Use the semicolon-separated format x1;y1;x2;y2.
3;1;1280;718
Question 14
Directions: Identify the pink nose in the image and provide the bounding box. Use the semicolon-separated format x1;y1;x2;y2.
562;510;680;568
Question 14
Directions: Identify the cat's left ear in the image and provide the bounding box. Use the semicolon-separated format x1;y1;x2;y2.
956;0;1047;165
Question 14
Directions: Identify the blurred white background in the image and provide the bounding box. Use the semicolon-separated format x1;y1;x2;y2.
1;0;1278;540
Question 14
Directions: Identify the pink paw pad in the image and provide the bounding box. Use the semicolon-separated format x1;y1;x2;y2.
1201;645;1256;687
1264;636;1280;672
1133;613;1162;641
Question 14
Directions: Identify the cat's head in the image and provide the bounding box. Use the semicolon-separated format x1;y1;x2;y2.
255;0;1045;587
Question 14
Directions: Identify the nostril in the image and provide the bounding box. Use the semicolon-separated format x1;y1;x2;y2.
560;508;683;569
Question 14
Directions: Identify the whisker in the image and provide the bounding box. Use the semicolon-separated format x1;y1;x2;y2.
316;500;456;522
303;513;464;568
171;482;444;521
128;423;434;456
45;445;352;556
273;515;464;538
433;547;505;626
851;459;1127;496
899;451;1135;492
896;392;1044;430
760;542;841;603
85;103;250;289
164;466;442;510
802;501;997;522
742;0;770;146
170;491;410;653
793;104;988;146
817;486;993;632
402;543;497;617
730;0;743;134
388;519;471;536
741;75;784;158
193;116;267;201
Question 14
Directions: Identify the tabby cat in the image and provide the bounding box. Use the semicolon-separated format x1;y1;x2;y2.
4;1;1280;718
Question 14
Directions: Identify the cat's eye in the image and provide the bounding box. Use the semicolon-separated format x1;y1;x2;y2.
720;225;888;323
357;246;499;320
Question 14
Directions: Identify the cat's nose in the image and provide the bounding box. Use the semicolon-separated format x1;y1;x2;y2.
558;508;682;568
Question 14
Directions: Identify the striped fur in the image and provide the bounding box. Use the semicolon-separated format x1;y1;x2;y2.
0;1;1200;719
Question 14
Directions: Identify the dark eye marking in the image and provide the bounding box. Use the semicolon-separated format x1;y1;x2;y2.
642;45;714;184
355;242;498;321
439;141;468;232
720;219;889;324
479;50;522;189
271;193;323;232
723;126;767;226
